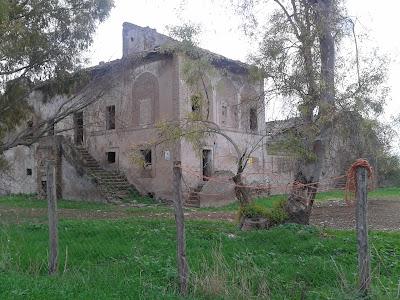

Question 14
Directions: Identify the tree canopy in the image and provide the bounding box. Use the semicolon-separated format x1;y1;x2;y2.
0;0;114;160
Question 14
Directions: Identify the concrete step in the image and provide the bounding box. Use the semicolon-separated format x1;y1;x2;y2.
102;184;131;189
88;172;126;179
185;202;200;208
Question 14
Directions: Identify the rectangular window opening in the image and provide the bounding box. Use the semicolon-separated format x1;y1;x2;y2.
106;105;116;130
74;111;84;145
41;181;47;196
107;151;116;164
140;149;152;169
221;105;227;125
26;168;32;176
249;108;258;131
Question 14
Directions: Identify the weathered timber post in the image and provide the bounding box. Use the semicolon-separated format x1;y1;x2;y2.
356;166;370;294
173;161;189;295
46;160;58;275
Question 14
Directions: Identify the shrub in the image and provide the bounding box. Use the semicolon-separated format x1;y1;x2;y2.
267;199;289;225
238;200;289;226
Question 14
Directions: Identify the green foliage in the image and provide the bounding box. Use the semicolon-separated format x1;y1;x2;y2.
267;129;317;162
0;0;114;82
38;70;91;102
377;154;400;186
167;23;201;46
238;202;268;218
0;80;32;144
238;199;288;225
238;0;389;172
155;118;213;158
0;0;114;157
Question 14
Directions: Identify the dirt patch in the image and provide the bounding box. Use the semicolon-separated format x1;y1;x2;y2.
1;199;399;230
310;199;400;231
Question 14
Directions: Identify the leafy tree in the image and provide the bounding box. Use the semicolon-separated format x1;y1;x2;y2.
0;0;114;158
235;0;389;224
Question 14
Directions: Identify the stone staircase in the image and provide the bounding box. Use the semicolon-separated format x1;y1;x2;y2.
59;136;137;203
185;184;204;208
74;146;134;202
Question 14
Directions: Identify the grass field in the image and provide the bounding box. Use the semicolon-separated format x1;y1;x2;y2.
0;189;399;299
199;186;400;212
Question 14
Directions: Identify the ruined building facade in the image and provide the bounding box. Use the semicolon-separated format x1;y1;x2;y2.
1;23;282;206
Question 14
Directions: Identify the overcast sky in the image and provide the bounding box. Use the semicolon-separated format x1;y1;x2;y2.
89;0;399;132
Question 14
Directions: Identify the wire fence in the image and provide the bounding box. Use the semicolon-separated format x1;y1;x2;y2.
0;159;390;298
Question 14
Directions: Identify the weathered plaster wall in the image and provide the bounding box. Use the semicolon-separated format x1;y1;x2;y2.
73;57;178;201
0;145;37;195
61;157;104;202
122;22;173;57
177;54;267;204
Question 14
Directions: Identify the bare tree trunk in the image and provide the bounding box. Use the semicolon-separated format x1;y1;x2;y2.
233;171;252;228
232;172;251;207
46;160;58;275
286;0;335;224
173;161;189;296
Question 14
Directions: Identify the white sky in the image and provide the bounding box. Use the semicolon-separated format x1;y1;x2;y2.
89;0;400;146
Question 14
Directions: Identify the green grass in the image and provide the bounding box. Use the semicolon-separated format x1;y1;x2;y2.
0;194;113;210
200;186;400;212
1;187;398;213
0;190;399;298
369;186;400;199
0;192;158;211
0;217;399;299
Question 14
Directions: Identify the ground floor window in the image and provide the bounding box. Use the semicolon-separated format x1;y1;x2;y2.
107;152;116;164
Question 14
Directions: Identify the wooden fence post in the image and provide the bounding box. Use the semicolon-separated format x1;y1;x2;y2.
356;166;370;294
173;161;189;295
46;160;58;275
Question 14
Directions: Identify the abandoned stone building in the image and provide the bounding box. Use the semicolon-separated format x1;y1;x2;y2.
1;22;285;206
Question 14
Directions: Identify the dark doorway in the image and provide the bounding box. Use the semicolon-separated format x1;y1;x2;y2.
202;149;212;181
107;151;116;164
74;112;84;145
41;180;47;197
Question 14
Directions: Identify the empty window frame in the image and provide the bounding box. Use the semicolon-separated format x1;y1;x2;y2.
191;95;202;113
221;104;228;125
249;107;258;131
26;168;32;176
107;151;116;164
140;149;152;169
41;180;47;196
106;105;116;130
